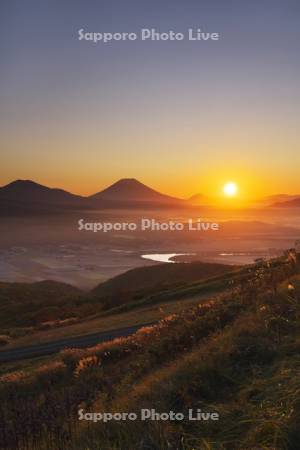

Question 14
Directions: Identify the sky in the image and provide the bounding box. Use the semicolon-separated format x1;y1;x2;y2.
0;0;300;200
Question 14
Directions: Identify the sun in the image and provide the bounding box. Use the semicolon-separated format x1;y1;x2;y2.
223;181;238;197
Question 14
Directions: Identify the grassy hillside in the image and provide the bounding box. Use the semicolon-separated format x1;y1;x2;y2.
0;253;300;449
0;262;236;339
0;280;82;329
90;261;237;309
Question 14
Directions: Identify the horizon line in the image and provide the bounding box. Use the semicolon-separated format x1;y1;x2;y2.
1;177;300;203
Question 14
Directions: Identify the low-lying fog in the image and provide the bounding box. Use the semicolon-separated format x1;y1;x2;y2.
0;208;299;289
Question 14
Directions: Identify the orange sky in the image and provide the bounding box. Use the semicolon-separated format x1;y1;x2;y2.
1;2;300;201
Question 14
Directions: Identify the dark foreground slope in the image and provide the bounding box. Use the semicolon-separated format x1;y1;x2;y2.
0;255;300;449
0;280;83;331
90;261;237;309
0;262;235;335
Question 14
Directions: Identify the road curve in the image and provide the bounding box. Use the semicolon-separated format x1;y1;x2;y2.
0;322;155;363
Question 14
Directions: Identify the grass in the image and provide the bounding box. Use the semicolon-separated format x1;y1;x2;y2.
0;261;236;341
5;294;207;349
90;261;238;310
0;354;57;377
97;265;246;316
0;253;299;449
2;264;242;349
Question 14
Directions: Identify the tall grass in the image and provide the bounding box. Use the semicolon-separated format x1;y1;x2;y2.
0;255;299;449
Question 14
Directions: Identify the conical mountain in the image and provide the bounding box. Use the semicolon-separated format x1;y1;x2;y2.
89;178;184;205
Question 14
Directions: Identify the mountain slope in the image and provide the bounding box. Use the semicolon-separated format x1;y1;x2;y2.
88;178;185;206
257;194;300;206
0;178;187;212
0;280;83;328
91;261;237;309
271;197;300;208
0;180;85;212
1;253;300;449
187;193;213;206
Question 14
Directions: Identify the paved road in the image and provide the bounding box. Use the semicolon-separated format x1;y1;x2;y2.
0;322;155;363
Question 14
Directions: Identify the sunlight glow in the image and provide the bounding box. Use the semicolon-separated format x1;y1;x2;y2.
223;182;238;197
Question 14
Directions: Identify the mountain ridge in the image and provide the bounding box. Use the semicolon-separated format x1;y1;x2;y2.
2;178;300;212
271;197;300;208
0;179;84;205
0;178;186;212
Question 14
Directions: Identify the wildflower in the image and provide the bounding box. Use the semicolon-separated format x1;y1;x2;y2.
0;371;25;383
74;356;100;376
37;361;66;375
163;314;178;322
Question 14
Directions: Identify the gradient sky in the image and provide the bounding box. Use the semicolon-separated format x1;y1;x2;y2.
1;0;300;200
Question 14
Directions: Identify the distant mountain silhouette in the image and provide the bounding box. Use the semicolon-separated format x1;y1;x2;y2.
187;193;212;206
88;178;185;207
271;197;300;208
0;178;186;214
259;194;300;207
187;193;205;204
0;180;85;214
0;180;83;203
6;178;299;213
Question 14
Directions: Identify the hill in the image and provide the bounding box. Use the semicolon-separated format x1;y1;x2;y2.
0;262;236;334
0;280;83;330
0;253;300;449
91;261;237;309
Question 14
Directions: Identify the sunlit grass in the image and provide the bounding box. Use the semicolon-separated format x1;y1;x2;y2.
1;254;300;449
